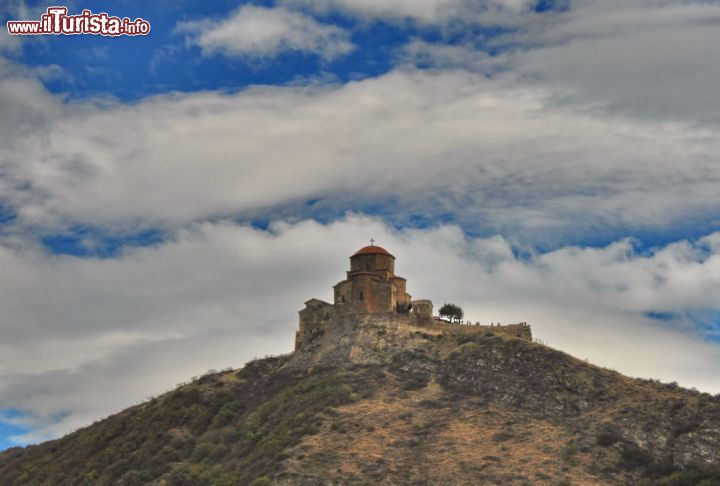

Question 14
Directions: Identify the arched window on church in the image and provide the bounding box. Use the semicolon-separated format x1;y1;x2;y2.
359;291;364;301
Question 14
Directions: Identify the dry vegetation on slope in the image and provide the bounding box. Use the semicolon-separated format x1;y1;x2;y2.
1;330;719;485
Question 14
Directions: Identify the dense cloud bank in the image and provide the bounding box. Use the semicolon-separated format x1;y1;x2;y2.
1;67;719;244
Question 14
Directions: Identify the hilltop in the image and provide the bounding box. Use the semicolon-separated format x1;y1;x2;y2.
1;320;720;485
1;244;719;485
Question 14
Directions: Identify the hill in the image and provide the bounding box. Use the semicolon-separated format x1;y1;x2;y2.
1;320;719;485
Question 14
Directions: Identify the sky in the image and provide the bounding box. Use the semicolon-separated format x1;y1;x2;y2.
0;0;719;450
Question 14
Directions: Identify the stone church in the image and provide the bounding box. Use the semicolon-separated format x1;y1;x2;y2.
295;244;434;350
333;244;412;313
294;243;530;352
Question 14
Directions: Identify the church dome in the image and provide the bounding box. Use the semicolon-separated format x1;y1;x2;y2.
352;245;394;258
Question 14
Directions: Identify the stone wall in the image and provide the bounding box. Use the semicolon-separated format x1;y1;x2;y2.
296;299;334;350
292;311;435;367
295;298;532;357
494;323;532;340
410;299;433;324
425;319;532;340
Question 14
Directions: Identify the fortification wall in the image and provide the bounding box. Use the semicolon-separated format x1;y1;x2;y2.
493;323;532;340
293;302;532;369
425;320;533;341
408;317;532;341
293;312;421;367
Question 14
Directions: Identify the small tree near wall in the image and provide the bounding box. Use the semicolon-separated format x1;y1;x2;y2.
439;303;464;323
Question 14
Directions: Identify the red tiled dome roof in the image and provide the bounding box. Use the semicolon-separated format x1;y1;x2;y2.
352;245;394;258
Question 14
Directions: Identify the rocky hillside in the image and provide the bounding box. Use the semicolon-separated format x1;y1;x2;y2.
1;322;719;485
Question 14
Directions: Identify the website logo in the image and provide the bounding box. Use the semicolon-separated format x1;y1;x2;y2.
7;6;151;36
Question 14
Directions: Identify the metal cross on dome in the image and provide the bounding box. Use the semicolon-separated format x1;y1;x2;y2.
370;238;375;246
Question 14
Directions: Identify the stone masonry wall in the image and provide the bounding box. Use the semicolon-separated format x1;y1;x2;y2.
294;301;532;362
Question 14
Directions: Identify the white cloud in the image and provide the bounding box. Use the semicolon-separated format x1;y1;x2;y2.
282;0;535;23
504;0;720;124
278;0;720;124
3;2;720;243
2;67;719;245
0;216;718;445
178;5;353;60
0;58;63;223
400;39;501;72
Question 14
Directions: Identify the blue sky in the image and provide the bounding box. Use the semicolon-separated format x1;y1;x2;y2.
1;0;720;449
0;411;29;451
16;0;427;100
